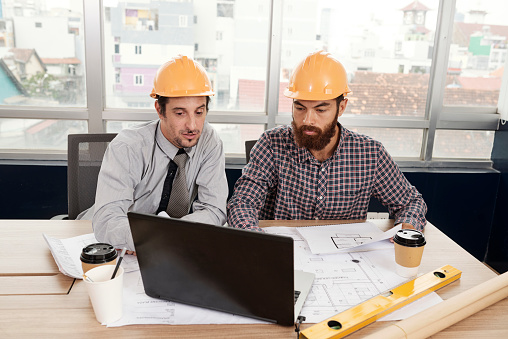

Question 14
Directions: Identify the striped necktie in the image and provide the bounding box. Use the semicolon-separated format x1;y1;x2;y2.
166;149;190;218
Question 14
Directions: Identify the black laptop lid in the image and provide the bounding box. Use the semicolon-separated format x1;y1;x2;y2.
128;212;295;326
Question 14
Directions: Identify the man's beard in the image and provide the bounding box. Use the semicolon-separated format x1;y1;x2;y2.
292;111;339;151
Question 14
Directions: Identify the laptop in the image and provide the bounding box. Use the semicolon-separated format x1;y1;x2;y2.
127;212;315;326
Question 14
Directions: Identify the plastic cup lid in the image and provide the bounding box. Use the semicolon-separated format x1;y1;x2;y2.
393;229;426;247
80;243;118;264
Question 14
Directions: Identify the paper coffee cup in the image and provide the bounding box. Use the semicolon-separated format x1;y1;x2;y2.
393;229;426;278
83;265;124;324
80;243;118;274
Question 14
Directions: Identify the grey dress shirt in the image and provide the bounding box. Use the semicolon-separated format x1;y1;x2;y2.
79;120;228;251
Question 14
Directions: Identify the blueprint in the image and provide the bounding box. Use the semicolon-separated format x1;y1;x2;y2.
264;226;434;323
295;222;401;254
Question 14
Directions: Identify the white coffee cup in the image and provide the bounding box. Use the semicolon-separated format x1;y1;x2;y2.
83;265;124;324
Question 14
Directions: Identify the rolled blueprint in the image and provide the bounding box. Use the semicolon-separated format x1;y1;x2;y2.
363;270;508;339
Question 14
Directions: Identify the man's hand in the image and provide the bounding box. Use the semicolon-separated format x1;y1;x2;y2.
118;249;136;256
400;223;416;230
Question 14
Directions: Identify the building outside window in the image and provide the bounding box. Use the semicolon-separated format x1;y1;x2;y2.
0;0;506;164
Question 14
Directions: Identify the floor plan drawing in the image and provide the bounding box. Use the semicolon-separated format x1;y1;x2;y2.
331;234;373;249
295;222;400;254
264;226;407;322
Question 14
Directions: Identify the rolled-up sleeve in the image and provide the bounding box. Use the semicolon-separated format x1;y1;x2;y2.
227;135;275;232
372;145;427;231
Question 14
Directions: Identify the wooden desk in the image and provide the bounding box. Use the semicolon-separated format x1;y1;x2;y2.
0;220;507;338
0;220;87;295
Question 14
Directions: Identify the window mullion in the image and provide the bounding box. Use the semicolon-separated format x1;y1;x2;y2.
265;0;284;130
83;0;105;133
498;52;508;122
422;0;456;161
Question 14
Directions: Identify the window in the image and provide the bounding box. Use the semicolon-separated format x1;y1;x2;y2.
445;0;505;108
179;15;188;27
274;0;503;161
0;0;87;152
114;37;120;54
115;69;120;83
124;9;158;31
134;75;144;86
217;1;234;18
0;0;507;165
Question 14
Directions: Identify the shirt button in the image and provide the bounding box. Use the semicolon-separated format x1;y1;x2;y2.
321;168;326;172
315;217;319;220
318;196;323;200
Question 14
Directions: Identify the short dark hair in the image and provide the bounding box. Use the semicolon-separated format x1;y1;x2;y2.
335;94;345;107
157;96;211;117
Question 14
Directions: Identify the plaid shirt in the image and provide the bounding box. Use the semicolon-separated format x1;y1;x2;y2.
227;124;427;231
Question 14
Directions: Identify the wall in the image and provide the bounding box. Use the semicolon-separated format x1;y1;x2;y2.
486;122;508;273
0;162;67;219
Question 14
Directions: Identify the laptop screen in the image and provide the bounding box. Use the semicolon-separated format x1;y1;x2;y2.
128;212;296;325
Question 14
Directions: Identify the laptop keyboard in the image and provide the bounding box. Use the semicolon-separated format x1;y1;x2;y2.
294;290;301;304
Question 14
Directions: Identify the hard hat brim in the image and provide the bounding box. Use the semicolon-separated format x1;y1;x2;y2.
150;89;215;98
283;88;350;101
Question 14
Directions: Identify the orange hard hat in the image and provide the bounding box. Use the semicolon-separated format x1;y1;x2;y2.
150;55;214;98
284;50;351;100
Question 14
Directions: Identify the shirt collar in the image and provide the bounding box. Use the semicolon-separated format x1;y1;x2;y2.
155;121;196;159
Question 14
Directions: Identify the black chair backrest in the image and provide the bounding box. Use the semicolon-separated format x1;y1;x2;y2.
67;133;117;220
245;140;257;164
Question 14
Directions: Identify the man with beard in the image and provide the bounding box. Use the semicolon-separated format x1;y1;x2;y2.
79;55;228;253
227;51;426;232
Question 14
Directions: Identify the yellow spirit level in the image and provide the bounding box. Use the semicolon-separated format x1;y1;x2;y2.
299;265;462;339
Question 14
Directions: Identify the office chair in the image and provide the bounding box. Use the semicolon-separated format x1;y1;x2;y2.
66;133;117;220
245;139;257;164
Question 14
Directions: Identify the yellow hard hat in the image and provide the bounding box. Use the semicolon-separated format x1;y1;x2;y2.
150;55;215;98
284;50;351;100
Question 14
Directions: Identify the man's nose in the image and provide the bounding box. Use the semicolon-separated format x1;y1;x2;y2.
303;110;317;125
185;115;197;131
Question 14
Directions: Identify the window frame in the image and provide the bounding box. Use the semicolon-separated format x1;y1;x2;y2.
0;0;505;167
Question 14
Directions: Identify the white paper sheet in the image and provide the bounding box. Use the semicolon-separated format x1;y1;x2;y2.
43;233;139;279
107;270;267;327
295;222;401;254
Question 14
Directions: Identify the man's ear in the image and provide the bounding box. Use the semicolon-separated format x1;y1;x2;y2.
338;98;348;117
155;100;162;117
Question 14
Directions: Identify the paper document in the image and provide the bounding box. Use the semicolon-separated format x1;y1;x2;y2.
43;233;139;279
43;227;441;325
296;222;401;254
265;226;441;323
107;270;267;327
106;226;441;326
